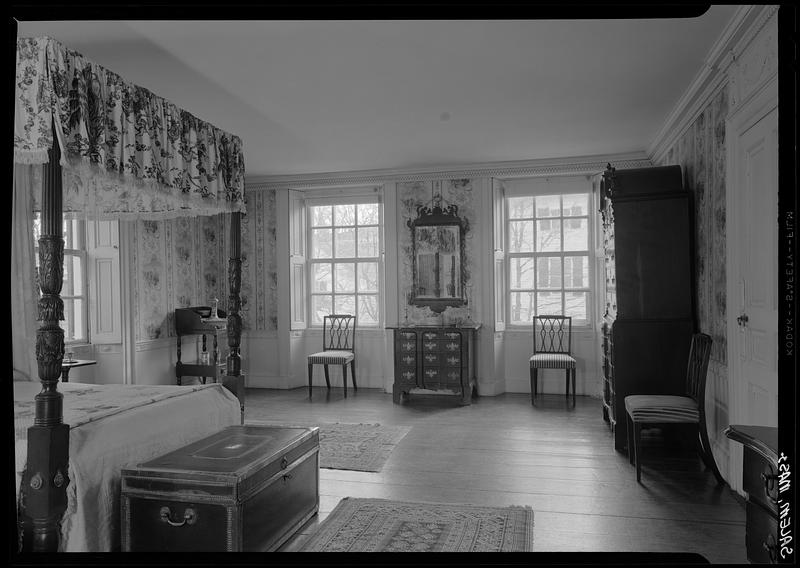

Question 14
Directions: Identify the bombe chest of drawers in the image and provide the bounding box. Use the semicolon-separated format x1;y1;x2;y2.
390;324;479;405
121;424;319;552
725;425;782;563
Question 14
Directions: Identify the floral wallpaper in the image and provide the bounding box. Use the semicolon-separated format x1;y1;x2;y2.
397;179;478;325
656;85;729;475
132;188;278;341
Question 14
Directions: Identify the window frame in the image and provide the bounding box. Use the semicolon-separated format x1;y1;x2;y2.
305;194;384;329
505;189;594;328
33;214;90;345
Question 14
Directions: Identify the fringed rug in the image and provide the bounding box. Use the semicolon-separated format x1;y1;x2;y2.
298;498;534;552
317;423;411;472
244;420;410;472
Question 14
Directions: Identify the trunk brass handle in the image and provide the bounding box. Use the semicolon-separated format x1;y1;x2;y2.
160;506;197;527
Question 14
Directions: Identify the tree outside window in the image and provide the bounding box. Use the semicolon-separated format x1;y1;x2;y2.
507;193;591;325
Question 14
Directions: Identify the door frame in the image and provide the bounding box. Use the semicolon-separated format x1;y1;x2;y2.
725;73;778;493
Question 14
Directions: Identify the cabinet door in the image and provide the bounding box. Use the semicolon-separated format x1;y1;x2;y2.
613;195;693;319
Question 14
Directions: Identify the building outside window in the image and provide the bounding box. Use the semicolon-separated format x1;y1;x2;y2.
33;213;88;343
507;192;591;326
307;201;382;327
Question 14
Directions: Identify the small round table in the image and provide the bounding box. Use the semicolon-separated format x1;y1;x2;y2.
61;359;97;382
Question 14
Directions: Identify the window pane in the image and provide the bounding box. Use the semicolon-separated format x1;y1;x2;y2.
311;206;332;227
564;256;589;288
565;291;588;320
334;227;356;257
509;292;535;324
70;255;83;296
311;228;332;259
563;218;588;251
535;195;560;218
563;194;589;216
334;204;356;226
334;294;356;315
537;257;562;289
62;256;74;296
33;213;41;241
357;226;379;258
61;298;86;342
357;203;379;225
357;262;378;292
536;291;562;315
311;263;332;292
508;196;534;219
334;263;356;292
311;295;332;325
536;219;561;251
509;257;535;289
358;295;378;325
508;220;534;253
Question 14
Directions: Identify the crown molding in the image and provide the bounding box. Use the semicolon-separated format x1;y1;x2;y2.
648;5;779;163
245;151;652;191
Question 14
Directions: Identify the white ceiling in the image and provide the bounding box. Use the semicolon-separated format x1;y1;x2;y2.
15;8;739;179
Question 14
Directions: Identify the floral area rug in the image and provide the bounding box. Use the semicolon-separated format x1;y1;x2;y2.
298;498;534;552
317;423;411;472
244;420;411;472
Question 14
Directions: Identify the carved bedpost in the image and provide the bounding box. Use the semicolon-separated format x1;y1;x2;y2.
19;136;70;552
225;211;245;422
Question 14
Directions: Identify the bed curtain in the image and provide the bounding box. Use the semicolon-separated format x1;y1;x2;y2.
14;36;246;220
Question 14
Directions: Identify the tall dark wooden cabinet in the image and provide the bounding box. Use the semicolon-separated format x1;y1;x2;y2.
599;164;695;451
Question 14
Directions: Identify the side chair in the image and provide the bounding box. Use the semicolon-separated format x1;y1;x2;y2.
624;332;725;484
307;314;357;398
529;315;576;406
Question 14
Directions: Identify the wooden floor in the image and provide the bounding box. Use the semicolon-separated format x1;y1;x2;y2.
243;387;747;562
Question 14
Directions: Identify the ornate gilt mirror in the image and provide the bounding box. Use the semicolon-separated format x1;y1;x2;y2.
408;190;468;313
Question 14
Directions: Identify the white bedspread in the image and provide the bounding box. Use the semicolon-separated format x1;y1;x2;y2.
14;381;241;552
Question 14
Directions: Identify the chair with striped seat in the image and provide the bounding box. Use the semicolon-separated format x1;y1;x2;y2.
308;314;357;398
624;332;724;484
529;315;576;406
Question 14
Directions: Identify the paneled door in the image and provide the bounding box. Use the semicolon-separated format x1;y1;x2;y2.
733;105;779;428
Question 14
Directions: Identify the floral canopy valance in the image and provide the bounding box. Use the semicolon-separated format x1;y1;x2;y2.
14;37;246;219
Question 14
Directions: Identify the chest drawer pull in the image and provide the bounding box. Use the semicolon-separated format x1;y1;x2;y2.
160;506;197;527
762;535;778;563
761;472;779;502
280;456;288;470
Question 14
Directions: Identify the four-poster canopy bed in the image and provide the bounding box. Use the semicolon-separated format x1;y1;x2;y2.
13;37;248;552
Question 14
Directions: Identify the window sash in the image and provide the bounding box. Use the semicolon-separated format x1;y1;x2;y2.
306;200;383;328
505;191;593;326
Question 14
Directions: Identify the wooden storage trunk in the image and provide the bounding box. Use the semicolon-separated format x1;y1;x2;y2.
121;424;319;552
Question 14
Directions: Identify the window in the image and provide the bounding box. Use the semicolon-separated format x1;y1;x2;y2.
507;192;592;325
33;214;88;343
307;201;382;327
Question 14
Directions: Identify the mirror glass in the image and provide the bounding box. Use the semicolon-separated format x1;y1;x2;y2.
408;198;467;313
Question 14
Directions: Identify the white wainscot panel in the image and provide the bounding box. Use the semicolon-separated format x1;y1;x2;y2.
501;329;601;397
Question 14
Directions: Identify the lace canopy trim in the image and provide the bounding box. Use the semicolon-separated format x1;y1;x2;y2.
14;37;246;218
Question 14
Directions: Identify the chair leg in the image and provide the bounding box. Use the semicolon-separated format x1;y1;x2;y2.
697;421;725;485
626;413;634;465
565;369;570;400
308;364;313;398
634;422;643;483
350;360;357;390
323;365;331;389
529;367;537;405
571;369;576;406
342;364;348;397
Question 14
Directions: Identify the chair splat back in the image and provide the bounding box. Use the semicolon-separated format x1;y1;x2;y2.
533;316;572;355
685;332;712;403
323;314;355;352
